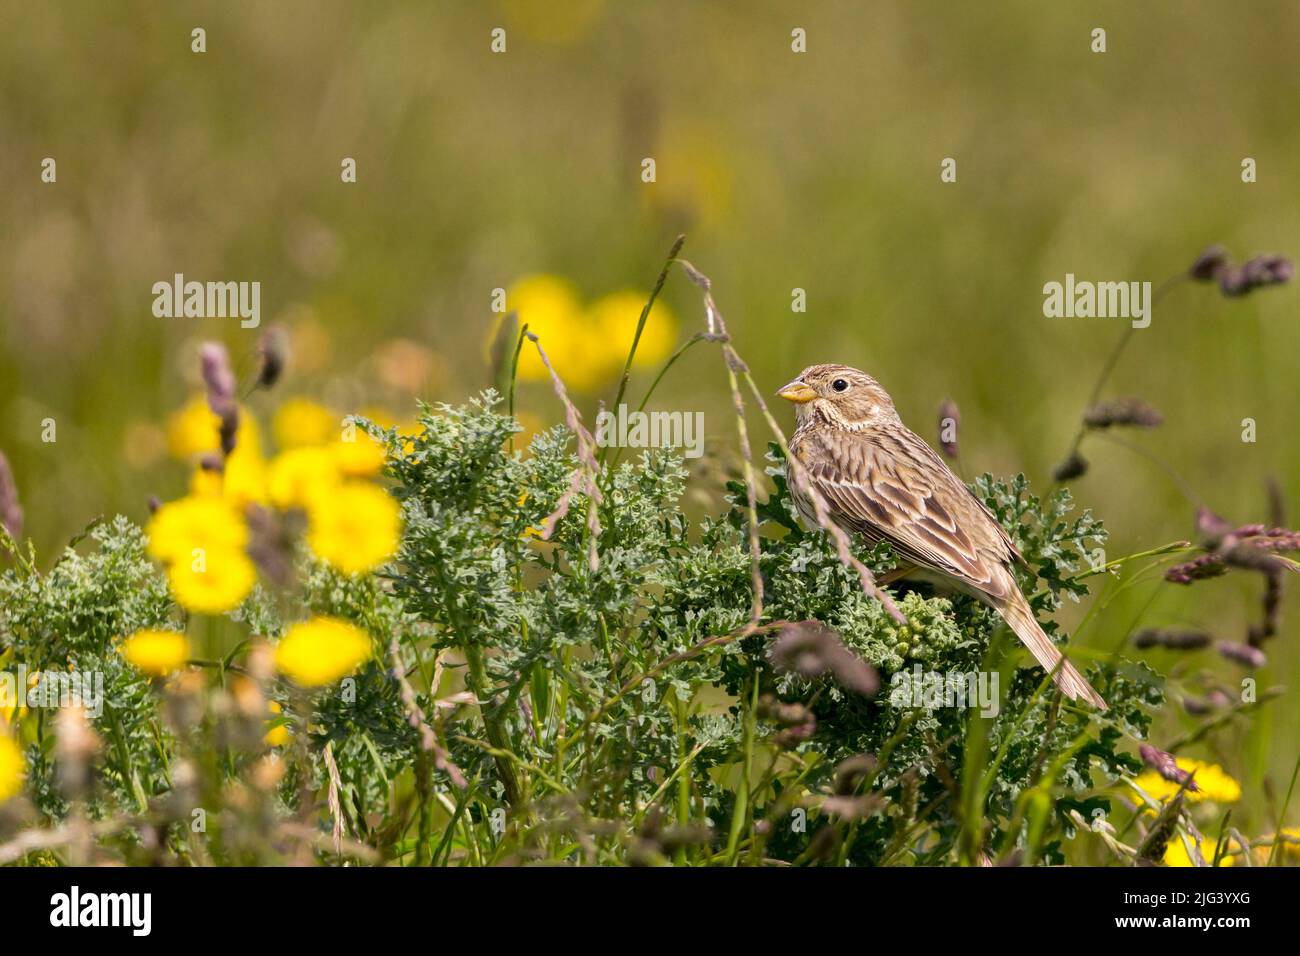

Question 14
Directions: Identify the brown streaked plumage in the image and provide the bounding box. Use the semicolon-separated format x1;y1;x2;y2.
777;363;1107;710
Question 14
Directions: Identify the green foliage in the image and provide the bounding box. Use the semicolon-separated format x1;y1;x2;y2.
359;396;1162;864
0;397;1167;865
1;517;176;819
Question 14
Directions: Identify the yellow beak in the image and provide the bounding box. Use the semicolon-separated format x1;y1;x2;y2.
777;380;817;404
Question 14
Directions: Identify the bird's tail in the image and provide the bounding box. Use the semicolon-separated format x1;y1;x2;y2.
997;587;1108;711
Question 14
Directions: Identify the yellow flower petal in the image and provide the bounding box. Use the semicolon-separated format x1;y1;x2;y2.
120;629;190;677
1163;835;1199;867
1134;758;1241;804
167;396;223;459
329;434;385;477
166;396;263;460
274;617;372;687
222;442;268;507
587;290;677;370
167;548;257;614
267;446;339;510
0;735;23;802
306;482;401;576
146;495;249;565
264;700;290;746
273;398;338;449
497;274;610;392
189;467;225;498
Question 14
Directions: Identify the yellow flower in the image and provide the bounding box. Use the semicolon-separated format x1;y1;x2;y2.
517;490;547;539
267;446;339;510
587;290;677;370
166;396;262;460
1163;835;1200;867
1134;759;1241;804
222;442;268;507
273;398;338;449
120;629;190;677
186;443;267;507
329;434;386;477
0;735;23;802
264;700;290;747
147;495;249;565
167;396;223;459
167;549;257;614
306;482;401;575
396;421;426;455
274;617;372;687
189;466;225;498
500;274;607;392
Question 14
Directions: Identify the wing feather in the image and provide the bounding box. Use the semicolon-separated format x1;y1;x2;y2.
797;424;1020;601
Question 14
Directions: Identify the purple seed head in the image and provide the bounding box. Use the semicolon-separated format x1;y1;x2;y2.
1220;254;1293;298
769;621;879;696
200;342;237;416
1139;744;1200;792
1052;451;1089;482
1083;397;1163;429
1189;244;1230;280
256;326;288;390
0;451;23;541
1195;506;1234;547
1132;628;1212;651
1217;641;1266;669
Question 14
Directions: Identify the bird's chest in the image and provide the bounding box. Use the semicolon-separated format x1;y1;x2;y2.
786;437;818;521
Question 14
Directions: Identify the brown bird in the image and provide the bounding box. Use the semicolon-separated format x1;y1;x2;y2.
778;363;1107;710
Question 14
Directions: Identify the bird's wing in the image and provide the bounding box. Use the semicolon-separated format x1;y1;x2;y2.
798;424;1021;601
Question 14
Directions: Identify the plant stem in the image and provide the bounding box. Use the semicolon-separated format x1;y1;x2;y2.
463;644;522;806
413;750;434;866
1053;272;1186;485
1268;750;1300;866
602;234;686;462
724;671;759;865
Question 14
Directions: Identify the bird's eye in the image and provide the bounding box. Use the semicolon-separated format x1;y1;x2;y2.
832;378;849;392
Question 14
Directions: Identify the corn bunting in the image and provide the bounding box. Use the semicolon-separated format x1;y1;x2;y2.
778;363;1107;709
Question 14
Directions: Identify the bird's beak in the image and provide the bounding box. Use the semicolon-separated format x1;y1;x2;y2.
777;380;817;404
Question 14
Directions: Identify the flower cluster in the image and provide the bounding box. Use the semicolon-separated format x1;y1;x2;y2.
494;274;678;392
154;373;402;616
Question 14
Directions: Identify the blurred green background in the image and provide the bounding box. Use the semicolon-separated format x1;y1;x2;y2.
1;2;1297;820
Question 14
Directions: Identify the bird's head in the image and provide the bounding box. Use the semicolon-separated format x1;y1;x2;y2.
777;364;898;429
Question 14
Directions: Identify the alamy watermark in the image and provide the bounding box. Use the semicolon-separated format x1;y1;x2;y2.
594;403;704;459
0;664;104;718
888;665;1000;717
49;886;151;936
152;273;261;328
1042;274;1151;328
